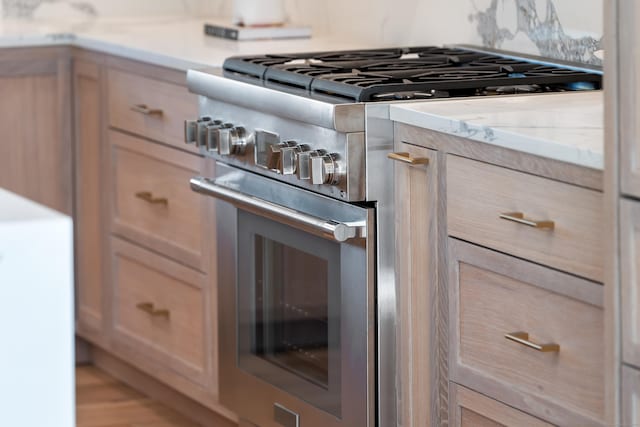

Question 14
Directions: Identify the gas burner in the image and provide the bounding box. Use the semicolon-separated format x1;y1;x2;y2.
223;46;602;102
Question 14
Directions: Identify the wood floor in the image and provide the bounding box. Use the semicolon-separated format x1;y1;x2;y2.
76;365;201;427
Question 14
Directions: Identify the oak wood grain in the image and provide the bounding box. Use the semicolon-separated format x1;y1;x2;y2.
449;383;554;427
106;67;198;152
0;49;72;214
447;154;604;282
108;130;208;270
394;142;440;427
449;238;605;427
110;237;207;386
74;59;105;339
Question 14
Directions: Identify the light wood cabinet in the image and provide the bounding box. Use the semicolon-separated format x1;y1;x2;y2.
450;383;554;427
447;154;604;282
0;48;72;214
391;142;444;427
108;130;211;271
618;0;640;200
448;238;604;426
622;365;640;426
620;199;640;367
111;237;213;388
74;59;106;340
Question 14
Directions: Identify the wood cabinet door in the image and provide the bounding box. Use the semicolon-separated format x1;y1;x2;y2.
0;48;72;214
621;199;640;367
622;365;640;426
390;140;445;426
619;0;640;199
450;383;554;427
73;59;106;341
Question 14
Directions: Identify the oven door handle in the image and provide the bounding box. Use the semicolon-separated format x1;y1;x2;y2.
190;176;366;242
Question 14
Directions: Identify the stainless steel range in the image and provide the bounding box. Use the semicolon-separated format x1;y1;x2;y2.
183;46;601;427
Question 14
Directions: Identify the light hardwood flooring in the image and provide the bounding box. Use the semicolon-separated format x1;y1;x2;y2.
76;365;201;427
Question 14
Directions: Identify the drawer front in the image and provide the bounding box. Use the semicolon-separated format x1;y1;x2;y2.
449;239;604;426
447;155;604;281
622;365;640;426
450;383;554;427
621;199;640;366
107;68;197;151
109;130;209;270
111;238;208;384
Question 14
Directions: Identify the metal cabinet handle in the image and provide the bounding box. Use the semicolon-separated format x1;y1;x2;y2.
135;191;168;206
136;302;170;319
131;104;163;116
499;212;555;230
190;176;366;243
387;151;429;165
504;331;559;353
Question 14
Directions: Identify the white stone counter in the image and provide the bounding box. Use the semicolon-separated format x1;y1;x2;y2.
0;16;375;70
389;91;604;170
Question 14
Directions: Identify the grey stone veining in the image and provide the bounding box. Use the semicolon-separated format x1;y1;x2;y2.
3;0;96;18
470;0;602;65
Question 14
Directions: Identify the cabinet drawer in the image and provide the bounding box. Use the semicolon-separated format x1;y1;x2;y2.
449;239;604;426
450;383;553;427
447;155;604;281
111;237;208;385
107;68;197;151
621;199;640;366
622;365;640;426
109;130;210;270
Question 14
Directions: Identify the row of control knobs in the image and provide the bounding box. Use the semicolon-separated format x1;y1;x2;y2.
184;117;249;155
184;117;342;186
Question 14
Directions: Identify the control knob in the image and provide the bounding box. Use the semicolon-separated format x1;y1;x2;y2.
184;116;211;145
266;140;297;171
310;152;341;185
296;149;325;180
280;142;309;175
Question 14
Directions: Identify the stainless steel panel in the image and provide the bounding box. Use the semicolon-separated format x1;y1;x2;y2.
365;103;397;427
212;164;375;427
195;97;365;201
187;69;365;132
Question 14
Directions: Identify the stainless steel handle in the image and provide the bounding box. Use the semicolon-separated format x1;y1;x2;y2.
504;331;560;353
190;176;365;242
131;104;163;116
499;212;555;230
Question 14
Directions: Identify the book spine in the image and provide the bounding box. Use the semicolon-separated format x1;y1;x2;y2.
204;24;240;40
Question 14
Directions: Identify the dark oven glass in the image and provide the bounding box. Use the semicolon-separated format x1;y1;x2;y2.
237;210;342;417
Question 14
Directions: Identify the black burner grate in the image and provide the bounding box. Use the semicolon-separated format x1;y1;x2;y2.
223;46;602;102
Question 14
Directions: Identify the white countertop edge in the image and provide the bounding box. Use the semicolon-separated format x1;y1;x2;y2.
389;105;604;170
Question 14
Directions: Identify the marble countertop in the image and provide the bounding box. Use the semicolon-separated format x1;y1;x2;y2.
0;16;374;70
389;91;604;170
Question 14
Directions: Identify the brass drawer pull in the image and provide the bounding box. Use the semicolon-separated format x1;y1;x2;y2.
387;152;429;165
135;191;168;206
131;104;163;116
136;302;170;319
499;212;555;230
505;331;559;353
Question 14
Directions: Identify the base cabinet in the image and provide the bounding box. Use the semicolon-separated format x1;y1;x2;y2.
0;48;72;214
450;384;554;427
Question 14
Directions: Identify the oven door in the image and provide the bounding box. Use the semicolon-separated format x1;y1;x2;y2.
190;163;375;427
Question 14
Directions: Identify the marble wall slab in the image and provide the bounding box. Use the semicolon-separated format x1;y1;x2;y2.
1;0;602;65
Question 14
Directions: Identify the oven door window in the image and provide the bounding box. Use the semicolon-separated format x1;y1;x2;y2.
237;210;341;418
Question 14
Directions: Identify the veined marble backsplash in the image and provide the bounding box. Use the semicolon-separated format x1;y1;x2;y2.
1;0;602;65
1;0;230;19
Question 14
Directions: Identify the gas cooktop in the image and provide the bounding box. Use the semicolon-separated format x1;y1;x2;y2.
222;46;602;102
